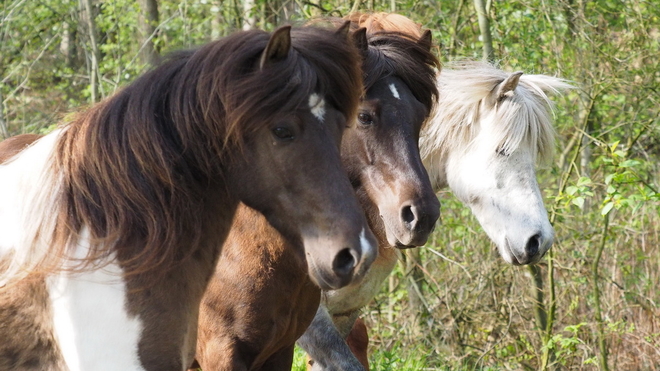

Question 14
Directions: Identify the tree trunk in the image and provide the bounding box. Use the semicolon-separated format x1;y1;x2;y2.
137;0;159;66
277;0;297;23
211;1;225;40
242;0;255;30
448;0;466;57
473;0;494;63
60;21;76;68
81;0;100;103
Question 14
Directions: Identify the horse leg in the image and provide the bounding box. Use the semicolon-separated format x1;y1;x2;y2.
297;306;365;371
345;318;369;370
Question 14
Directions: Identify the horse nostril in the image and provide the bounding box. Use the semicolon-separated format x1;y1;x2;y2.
332;248;357;278
526;233;541;257
401;205;416;226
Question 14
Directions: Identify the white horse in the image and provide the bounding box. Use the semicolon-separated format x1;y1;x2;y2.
299;61;573;370
422;61;571;264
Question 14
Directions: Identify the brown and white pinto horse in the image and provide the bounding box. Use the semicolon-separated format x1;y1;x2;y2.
0;25;378;371
191;17;440;371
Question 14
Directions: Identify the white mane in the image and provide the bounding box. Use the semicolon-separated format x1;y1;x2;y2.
420;61;572;181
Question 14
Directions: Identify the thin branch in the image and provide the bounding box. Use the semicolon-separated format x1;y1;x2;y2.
592;213;611;371
349;0;361;13
0;89;8;139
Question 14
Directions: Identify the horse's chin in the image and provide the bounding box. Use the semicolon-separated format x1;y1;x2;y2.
394;241;417;249
384;231;411;249
382;224;424;249
499;239;543;266
307;265;347;291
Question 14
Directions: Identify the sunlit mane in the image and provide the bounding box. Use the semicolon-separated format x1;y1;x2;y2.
421;61;572;169
316;13;439;114
345;12;424;38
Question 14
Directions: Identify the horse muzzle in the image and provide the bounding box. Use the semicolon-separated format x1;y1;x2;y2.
304;227;377;290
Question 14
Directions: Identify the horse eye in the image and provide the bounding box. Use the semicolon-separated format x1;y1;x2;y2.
358;113;373;125
272;127;295;141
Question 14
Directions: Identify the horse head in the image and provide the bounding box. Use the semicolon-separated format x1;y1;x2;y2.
422;62;572;264
339;23;440;249
221;25;378;288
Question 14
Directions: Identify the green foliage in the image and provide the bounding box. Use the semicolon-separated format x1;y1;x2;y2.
291;345;308;371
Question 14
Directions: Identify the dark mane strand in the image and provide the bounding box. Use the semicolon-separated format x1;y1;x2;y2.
51;27;362;282
360;31;439;112
319;15;439;114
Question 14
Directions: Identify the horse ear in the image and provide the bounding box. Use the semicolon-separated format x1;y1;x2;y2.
260;25;292;70
496;71;523;100
335;20;351;39
352;27;368;55
418;30;432;51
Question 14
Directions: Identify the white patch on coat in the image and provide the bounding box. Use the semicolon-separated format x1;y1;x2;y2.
49;236;145;371
308;93;326;122
0;131;62;285
388;83;400;99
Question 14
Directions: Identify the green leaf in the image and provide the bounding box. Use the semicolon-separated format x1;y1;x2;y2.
577;177;592;186
572;197;585;208
601;202;615;216
604;173;615;184
566;186;578;195
619;159;640;168
609;140;620;152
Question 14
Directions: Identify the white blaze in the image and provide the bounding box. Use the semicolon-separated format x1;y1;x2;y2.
389;83;400;99
308;93;326;122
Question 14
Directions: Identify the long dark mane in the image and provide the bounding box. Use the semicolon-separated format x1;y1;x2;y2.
41;27;363;279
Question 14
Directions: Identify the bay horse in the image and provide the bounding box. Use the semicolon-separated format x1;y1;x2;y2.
0;25;378;371
300;16;573;369
191;17;440;371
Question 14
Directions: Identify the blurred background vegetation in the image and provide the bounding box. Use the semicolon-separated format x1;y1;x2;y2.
1;0;658;369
